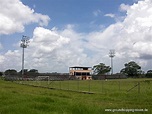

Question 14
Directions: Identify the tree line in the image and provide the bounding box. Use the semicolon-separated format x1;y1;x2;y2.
93;61;152;78
0;69;67;78
0;61;152;78
0;69;39;78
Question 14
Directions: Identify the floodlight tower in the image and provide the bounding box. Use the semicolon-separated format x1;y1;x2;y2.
109;49;115;75
20;35;29;78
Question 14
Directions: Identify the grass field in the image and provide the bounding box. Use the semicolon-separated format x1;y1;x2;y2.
21;78;152;94
0;78;152;114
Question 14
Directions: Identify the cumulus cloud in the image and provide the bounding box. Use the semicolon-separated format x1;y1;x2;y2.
30;27;70;57
1;0;152;73
87;0;152;71
0;0;50;35
13;26;90;72
0;50;21;71
119;3;130;12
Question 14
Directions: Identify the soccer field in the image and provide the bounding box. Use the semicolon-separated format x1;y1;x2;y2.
0;78;152;114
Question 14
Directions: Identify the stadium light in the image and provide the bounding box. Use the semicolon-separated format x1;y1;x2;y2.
20;35;29;78
109;49;115;75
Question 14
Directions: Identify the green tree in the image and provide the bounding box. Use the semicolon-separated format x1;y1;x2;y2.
146;70;152;78
4;69;17;76
19;69;28;74
92;63;111;75
27;69;39;77
0;72;3;76
28;69;38;73
120;61;141;77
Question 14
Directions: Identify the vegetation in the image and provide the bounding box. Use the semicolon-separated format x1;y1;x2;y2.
0;72;3;76
120;61;142;77
4;69;39;78
146;70;152;78
0;78;152;114
92;63;111;75
4;69;18;75
25;69;39;77
3;61;152;78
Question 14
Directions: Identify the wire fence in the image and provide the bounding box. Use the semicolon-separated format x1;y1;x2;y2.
13;77;152;94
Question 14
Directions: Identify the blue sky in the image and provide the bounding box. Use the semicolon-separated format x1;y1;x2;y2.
21;0;135;32
1;0;135;52
1;0;152;73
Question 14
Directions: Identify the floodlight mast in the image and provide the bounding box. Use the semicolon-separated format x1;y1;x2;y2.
20;35;29;78
109;50;115;75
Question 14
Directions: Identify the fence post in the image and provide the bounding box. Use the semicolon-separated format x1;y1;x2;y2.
48;76;50;85
89;80;91;92
52;81;53;88
119;81;120;91
77;79;79;92
60;81;61;90
138;82;140;94
68;79;69;90
102;80;104;93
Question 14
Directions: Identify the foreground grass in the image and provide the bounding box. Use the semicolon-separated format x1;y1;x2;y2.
0;79;152;114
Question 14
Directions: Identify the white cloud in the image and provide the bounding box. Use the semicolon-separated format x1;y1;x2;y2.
104;13;115;18
119;4;130;12
104;13;126;22
30;27;70;56
0;50;21;71
22;26;90;72
87;0;152;71
1;0;152;73
0;0;50;35
0;55;5;64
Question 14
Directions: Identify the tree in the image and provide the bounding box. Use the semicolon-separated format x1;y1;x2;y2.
27;69;39;78
28;69;38;73
92;63;111;75
146;70;152;78
120;61;141;77
19;69;28;74
0;72;3;76
4;69;17;75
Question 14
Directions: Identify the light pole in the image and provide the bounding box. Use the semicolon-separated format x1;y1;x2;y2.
20;35;29;78
109;49;115;75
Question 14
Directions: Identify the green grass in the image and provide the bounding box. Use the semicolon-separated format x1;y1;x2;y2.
21;78;152;94
0;78;152;114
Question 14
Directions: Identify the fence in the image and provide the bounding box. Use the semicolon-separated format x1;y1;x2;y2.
13;76;152;94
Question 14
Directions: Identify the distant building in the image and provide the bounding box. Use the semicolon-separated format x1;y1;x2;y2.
69;66;92;80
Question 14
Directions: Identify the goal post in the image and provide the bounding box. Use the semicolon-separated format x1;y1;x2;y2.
37;76;50;86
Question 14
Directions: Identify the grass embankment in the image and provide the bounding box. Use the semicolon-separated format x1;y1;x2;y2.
0;79;152;114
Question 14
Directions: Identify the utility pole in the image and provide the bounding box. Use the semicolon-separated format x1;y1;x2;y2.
20;35;29;78
109;49;115;75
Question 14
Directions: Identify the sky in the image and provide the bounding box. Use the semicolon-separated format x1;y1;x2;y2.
0;0;152;73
